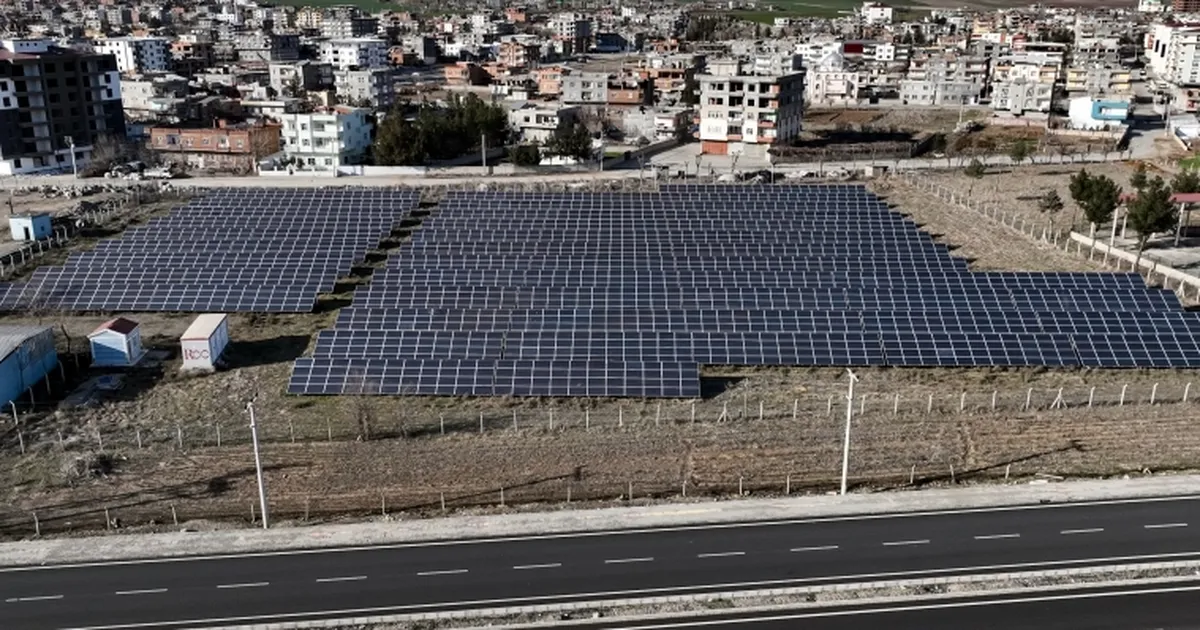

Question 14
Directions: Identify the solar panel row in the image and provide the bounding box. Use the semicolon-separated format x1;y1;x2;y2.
0;189;418;313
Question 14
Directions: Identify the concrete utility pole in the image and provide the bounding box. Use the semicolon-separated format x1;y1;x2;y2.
247;401;269;529
840;369;859;496
65;136;78;179
481;133;487;169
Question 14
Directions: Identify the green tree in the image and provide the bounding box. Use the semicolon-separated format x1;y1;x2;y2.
510;144;541;166
1007;139;1033;167
1130;162;1149;192
1126;175;1178;272
545;122;595;162
1068;169;1121;233
1171;167;1200;194
964;158;986;178
371;94;510;165
1039;190;1064;214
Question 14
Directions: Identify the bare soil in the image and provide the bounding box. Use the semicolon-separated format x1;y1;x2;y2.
3;178;1200;538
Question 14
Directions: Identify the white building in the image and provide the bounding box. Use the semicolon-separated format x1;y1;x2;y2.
280;106;373;169
860;2;894;24
697;58;805;158
991;79;1054;114
318;38;388;70
1149;24;1200;86
94;37;170;74
805;51;863;105
1067;96;1130;130
508;102;579;143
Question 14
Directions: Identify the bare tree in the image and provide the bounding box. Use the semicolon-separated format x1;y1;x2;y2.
344;370;378;441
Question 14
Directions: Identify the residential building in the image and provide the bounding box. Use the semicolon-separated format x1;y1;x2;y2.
1153;26;1200;86
0;38;125;176
268;61;334;96
899;79;981;106
319;38;388;70
991;79;1053;114
93;36;169;74
322;16;379;39
498;40;541;69
696;58;805;157
534;65;565;96
280;106;371;169
235;31;300;63
0;325;57;407
149;120;282;171
170;36;214;77
561;70;610;104
120;73;189;118
508;101;579;143
445;61;493;86
551;13;592;56
805;51;864;106
1064;65;1132;96
860;2;894;24
1175;0;1200;11
334;67;395;108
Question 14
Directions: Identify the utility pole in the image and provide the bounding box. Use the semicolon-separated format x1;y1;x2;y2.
247;401;269;529
65;136;77;179
481;133;487;169
840;369;859;496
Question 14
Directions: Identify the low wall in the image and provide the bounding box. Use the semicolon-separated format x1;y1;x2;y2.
1069;231;1200;296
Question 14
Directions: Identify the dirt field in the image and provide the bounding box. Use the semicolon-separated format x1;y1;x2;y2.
3;178;1200;538
805;107;988;133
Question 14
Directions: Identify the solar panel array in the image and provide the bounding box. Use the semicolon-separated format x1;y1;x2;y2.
0;189;417;313
290;184;1200;398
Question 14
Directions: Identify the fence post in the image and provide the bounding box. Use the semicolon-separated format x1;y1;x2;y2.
1120;383;1127;406
479;413;484;434
959;391;966;412
682;480;687;497
136;428;142;449
910;464;916;485
500;487;505;507
656;403;662;427
216;423;222;447
32;512;39;536
171;504;178;526
991;391;997;411
549;409;554;431
793;399;798;421
585;408;591;431
16;429;24;454
628;480;633;500
440;415;446;435
512;409;518;431
1150;382;1158;405
1185;383;1192;404
1088;386;1095;407
927;393;933;413
440;492;446;512
289;418;295;442
893;393;899;416
738;475;744;496
326;417;332;442
176;425;183;449
618;406;624;428
1024;388;1032;411
758;401;764;421
785;474;791;495
691;401;696;424
858;394;865;416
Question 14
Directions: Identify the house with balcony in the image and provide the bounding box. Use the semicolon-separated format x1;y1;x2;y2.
279;106;371;169
508;101;580;143
148;120;281;171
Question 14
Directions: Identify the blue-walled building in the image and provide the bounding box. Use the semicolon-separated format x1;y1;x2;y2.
0;325;57;407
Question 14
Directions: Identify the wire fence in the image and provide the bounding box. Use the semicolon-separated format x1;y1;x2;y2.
3;379;1195;456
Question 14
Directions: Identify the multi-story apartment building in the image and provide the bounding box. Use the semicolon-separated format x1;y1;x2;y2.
235;31;300;63
1064;65;1131;96
805;52;864;106
322;16;379;40
626;53;700;104
551;13;592;56
498;40;542;70
280;106;372;169
170;36;215;77
319;38;388;70
94;37;169;74
334;67;395;109
269;61;334;97
0;38;125;175
561;70;611;105
696;58;805;157
991;79;1053;114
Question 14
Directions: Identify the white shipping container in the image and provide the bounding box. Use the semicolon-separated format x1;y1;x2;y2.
180;314;230;372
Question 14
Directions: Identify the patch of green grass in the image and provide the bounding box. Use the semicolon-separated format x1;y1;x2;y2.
1179;155;1200;170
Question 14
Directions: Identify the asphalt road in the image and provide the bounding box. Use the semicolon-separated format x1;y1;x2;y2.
569;581;1200;629
2;495;1199;629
